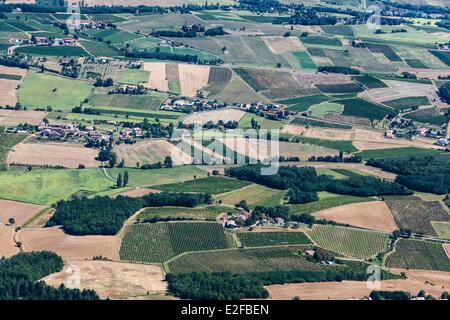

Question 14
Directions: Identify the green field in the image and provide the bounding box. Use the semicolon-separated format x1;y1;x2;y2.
79;40;123;57
237;231;311;247
288;193;376;214
309;225;388;259
291;51;317;70
358;147;444;159
215;184;282;206
117;69;150;85
0;129;27;171
15;46;89;57
153;176;251;194
385;239;450;272
18;72;92;110
340;98;395;120
119;222;235;263
0;168;112;205
382;96;430;111
308;102;342;118
351;75;387;89
86;92;168;111
137;206;237;222
108;166;208;188
278;94;331;112
85;28;142;45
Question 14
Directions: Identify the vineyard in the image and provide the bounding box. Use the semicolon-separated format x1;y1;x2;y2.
0;129;27;171
119;222;235;263
385;239;450;272
308;225;389;259
237;231;311;247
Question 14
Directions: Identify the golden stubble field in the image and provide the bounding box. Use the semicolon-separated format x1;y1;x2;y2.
7;143;101;168
0;199;47;226
43;260;168;299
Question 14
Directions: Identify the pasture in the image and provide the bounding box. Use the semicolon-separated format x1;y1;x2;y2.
153;176;251;194
215;184;282;206
18;72;92;111
119;221;235;263
0;168;112;205
0;129;27;170
86;92;168;111
308;225;389;260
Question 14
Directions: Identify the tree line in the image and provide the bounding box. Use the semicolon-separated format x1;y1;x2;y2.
46;192;213;235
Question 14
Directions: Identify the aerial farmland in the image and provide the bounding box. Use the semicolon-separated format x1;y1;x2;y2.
0;0;449;307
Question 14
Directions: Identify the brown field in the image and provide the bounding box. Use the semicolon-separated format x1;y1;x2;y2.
165;63;180;82
4;0;35;4
114;139;192;167
143;62;168;92
445;244;450;259
313;201;397;232
262;36;305;54
182;108;245;125
281;124;436;150
0;109;48;126
219;137;337;161
117;188;162;198
83;0;202;6
266;274;450;300
43;260;167;299
178;64;210;97
359;80;436;103
0;199;47;226
0;225;19;258
17;227;118;261
0;65;27;77
7;143;100;168
397;67;450;80
294;71;352;86
0;79;20;106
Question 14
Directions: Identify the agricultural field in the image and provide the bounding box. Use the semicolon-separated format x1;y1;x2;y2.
0;128;27;171
215;184;283;206
0;225;19;258
0;168;112;205
153;176;251;194
182;108;246;125
86;91;168;111
18;72;92;111
7;143;100;168
0;199;47;226
313;201;398;233
17;227;118;261
119;221;235;263
237;231;312;247
43;260;167;300
114;140;192;167
385;239;450;272
137;206;237;222
308;225;389;260
0;109;47;126
385;197;450;236
404;107;448;125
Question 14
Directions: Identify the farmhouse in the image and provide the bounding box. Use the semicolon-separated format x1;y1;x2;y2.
54;38;78;46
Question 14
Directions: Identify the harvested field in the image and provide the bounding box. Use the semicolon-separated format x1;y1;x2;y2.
0;79;20;106
294;71;352;86
397;67;450;80
313;201;397;233
83;0;229;6
7;143;100;168
178;64;210;97
0;199;47;226
359;80;436;103
266;276;449;300
143;62;168;92
17;227;118;261
0;225;19;258
117;188;161;198
262;36;305;54
235;68;318;100
281;124;434;150
182;108;245;125
114;140;192;167
385;197;450;236
43;260;167;300
204;66;233;96
0;65;27;77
